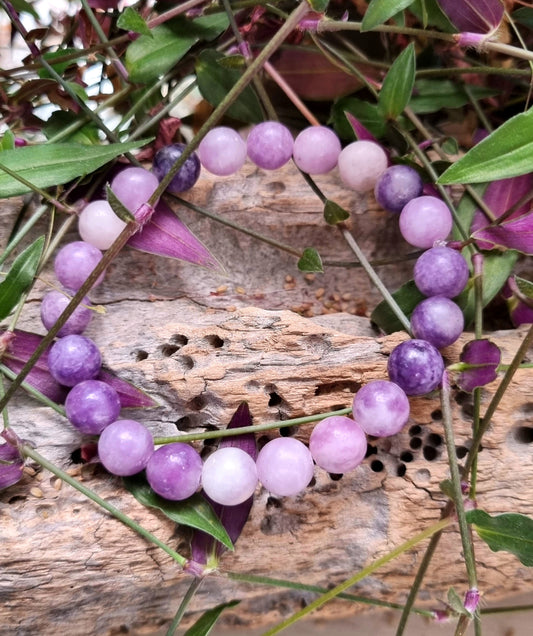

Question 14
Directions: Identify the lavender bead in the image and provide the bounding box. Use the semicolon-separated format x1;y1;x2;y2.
54;241;105;291
65;379;121;434
246;121;294;170
146;443;202;501
48;334;102;387
292;126;341;174
98;419;154;476
40;290;92;337
414;246;470;298
256;437;314;497
198;127;247;176
411;297;464;349
387;339;444;396
352;380;410;437
110;167;159;213
309;416;367;474
152;143;201;193
374;164;423;213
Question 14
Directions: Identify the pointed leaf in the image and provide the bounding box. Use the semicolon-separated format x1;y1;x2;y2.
439;108;533;185
298;247;324;273
0;236;45;322
447;587;470;617
378;43;416;120
331;97;387;140
410;79;497;115
472;212;533;255
343;112;380;144
219;402;258;460
123;473;234;550
362;0;416;31
184;601;240;636
306;0;329;11
324;199;350;225
195;50;263;124
127;201;220;269
97;369;158;409
513;7;533;29
514;276;533;300
117;7;152;37
436;0;504;33
370;280;426;334
1;130;15;151
43;111;100;145
126;15;229;83
409;0;456;32
0;140;152;197
106;184;136;223
467;509;533;567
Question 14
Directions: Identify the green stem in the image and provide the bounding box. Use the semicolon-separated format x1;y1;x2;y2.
0;364;66;417
225;572;435;617
22;445;187;567
340;227;412;334
0;374;8;429
165;576;204;636
261;517;452;635
154;407;352;445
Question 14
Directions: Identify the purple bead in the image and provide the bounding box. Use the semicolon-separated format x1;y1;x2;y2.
292;126;341;174
110;167;160;213
65;379;121;434
98;419;154;476
146;442;202;501
411;297;464;349
309;415;366;474
54;241;105;291
48;334;102;387
387;339;444;396
414;246;470;298
246;121;294;170
374;164;423;213
40;290;92;337
152;143;201;193
198;127;247;176
352;380;410;437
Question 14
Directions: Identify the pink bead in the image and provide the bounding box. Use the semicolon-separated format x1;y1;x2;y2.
337;140;388;192
198;127;247;176
292;126;341;174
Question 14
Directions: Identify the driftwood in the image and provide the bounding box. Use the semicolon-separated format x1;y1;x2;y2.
1;163;533;635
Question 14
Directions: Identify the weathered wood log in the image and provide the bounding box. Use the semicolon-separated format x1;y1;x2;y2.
1;164;533;635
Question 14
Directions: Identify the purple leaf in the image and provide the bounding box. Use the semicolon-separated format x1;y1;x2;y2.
457;339;501;392
127;200;220;270
97;369;158;409
472;211;533;255
344;111;379;144
0;431;24;491
189;402;257;570
437;0;504;34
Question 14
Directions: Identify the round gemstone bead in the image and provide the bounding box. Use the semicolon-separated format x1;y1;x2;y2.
78;199;127;250
246;121;294;170
374;164;424;213
198;127;247;176
352;380;410;437
65;379;121;434
201;446;258;505
152;143;201;193
414;246;470;298
337;140;388;192
98;419;154;476
399;196;453;248
48;334;102;387
40;290;92;337
54;241;105;290
256;437;314;497
387;339;444;396
411;296;464;349
309;415;367;474
110;167;159;214
292;126;341;174
146;442;203;501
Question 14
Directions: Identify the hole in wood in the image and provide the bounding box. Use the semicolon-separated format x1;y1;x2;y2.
268;392;282;407
204;334;224;348
400;451;413;463
365;443;378;458
328;473;343;481
170;334;188;346
266;496;282;509
175;416;194;430
427;433;443;447
514;426;533;444
431;409;442;421
177;355;194;371
187;395;207;411
423;446;439;461
135;349;148;361
397;463;407;477
70;448;83;464
456;445;468;459
409;425;422;436
160;344;179;357
410;437;422;450
370;459;384;472
314;380;360;396
279;426;295;437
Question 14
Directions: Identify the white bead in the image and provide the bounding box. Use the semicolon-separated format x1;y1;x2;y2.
201;447;258;506
337;140;388;192
78;200;127;250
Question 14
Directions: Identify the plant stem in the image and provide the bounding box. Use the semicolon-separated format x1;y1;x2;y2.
0;364;66;417
340;227;412;334
165;576;204;636
22;445;188;567
261;518;452;635
264;60;320;126
154;407;352;445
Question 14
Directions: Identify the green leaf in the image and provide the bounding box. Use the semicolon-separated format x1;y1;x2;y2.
362;0;416;31
409;0;456;31
452;183;487;241
43;111;100;145
10;0;39;19
512;7;533;29
306;0;329;12
455;250;518;327
123;473;233;550
331;97;387;140
106;184;136;222
370;280;425;333
447;587;470;617
438;107;533;184
298;247;324;273
467;509;533;567
324;199;349;225
409;79;497;114
38;48;80;79
184;601;240;636
117;7;152;37
126;14;229;83
195;50;263;124
0;131;15;152
514;276;533;300
0;139;151;197
0;236;45;322
378;43;416;120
